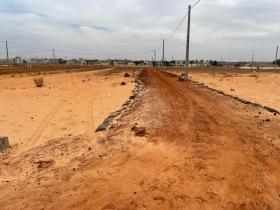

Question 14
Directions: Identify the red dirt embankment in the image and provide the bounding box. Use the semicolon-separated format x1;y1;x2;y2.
0;68;279;210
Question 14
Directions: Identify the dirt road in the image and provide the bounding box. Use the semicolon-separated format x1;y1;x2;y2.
0;69;279;209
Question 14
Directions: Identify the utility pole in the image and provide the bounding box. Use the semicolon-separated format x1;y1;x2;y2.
5;41;10;70
152;50;157;68
276;45;279;61
52;49;56;64
29;57;32;69
185;4;191;80
251;53;255;70
162;39;165;68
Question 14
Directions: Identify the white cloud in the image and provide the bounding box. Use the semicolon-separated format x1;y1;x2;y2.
0;0;279;61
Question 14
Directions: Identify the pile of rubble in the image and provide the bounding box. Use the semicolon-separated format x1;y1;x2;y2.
96;72;144;132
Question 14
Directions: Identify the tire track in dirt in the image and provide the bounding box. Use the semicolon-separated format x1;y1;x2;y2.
88;68;280;209
28;76;78;148
3;68;279;210
29;68;115;149
28;101;66;147
140;69;218;142
3;75;64;142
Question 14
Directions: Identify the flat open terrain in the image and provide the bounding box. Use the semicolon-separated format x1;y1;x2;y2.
0;65;109;75
0;68;135;152
0;68;279;209
168;68;280;111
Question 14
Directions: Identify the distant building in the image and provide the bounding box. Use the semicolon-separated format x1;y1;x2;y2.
14;56;24;64
128;62;136;66
30;58;48;64
0;59;6;65
79;58;87;65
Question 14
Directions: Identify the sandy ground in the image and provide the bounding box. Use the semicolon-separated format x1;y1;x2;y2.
167;68;280;111
0;65;109;75
0;68;135;153
190;72;280;111
0;69;279;209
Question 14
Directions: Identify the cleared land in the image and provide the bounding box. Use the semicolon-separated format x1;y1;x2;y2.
0;68;279;209
168;67;280;111
0;65;109;75
0;67;135;152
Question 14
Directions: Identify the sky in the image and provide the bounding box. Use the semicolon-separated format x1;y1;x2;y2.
0;0;279;61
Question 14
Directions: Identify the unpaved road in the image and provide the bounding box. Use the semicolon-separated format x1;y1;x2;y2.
0;69;280;210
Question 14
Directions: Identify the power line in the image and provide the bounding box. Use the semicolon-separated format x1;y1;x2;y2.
8;41;50;51
9;49;51;55
164;0;201;43
55;49;153;56
5;41;154;57
165;13;188;42
191;0;201;8
3;1;203;59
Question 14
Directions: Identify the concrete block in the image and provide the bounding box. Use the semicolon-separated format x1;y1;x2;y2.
0;136;9;151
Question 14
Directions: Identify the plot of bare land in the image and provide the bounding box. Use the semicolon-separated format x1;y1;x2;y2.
168;68;280;111
0;68;279;210
0;67;135;152
0;65;110;76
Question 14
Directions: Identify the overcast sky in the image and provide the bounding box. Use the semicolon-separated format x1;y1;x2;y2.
0;0;279;61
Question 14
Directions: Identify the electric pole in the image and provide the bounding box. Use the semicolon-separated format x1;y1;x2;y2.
162;39;165;68
52;49;56;64
276;45;279;61
185;4;191;80
251;53;255;70
29;57;32;69
5;41;10;70
152;50;157;68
